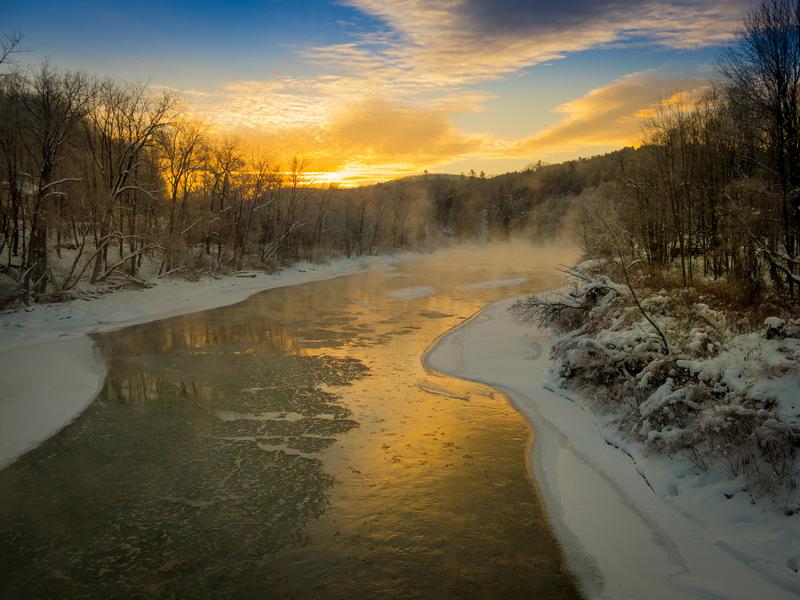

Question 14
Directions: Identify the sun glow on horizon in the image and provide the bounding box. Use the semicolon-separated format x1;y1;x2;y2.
101;1;743;185
300;170;367;188
7;1;747;184
294;167;421;188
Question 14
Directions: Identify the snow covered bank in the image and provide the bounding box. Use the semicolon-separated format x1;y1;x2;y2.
425;298;800;599
0;254;409;469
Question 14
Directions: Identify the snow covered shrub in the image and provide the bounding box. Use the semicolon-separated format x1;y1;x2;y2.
559;327;662;389
763;317;786;339
761;316;800;341
640;380;706;432
513;287;588;332
512;267;621;333
784;318;800;339
518;294;587;332
560;338;632;385
517;264;800;499
695;399;798;496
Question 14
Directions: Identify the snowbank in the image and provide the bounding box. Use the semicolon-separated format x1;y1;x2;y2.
425;298;800;600
0;254;409;469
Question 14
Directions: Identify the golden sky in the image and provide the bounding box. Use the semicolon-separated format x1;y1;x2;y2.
9;0;750;186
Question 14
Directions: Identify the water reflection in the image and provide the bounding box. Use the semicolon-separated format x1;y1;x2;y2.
0;244;583;599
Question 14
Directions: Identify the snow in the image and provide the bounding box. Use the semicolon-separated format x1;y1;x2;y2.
385;286;436;300
764;317;786;329
0;254;411;469
0;337;106;471
674;331;800;416
463;277;527;290
425;297;800;600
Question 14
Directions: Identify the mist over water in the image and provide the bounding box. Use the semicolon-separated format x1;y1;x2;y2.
0;242;582;599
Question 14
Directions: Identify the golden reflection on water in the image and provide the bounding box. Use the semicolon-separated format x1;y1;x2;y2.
0;243;583;599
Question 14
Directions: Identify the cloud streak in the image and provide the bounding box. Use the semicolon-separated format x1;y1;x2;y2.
510;71;712;157
176;0;746;182
324;0;748;86
182;68;711;183
191;93;485;182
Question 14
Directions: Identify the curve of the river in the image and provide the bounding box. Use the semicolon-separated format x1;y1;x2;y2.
0;244;581;599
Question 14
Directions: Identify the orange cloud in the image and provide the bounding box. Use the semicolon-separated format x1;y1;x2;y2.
204;96;483;184
178;70;714;183
510;71;712;157
173;0;746;183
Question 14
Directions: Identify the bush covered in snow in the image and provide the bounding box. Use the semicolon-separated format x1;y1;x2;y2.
514;266;800;500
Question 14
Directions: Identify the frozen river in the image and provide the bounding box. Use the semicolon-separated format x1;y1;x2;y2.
0;245;582;599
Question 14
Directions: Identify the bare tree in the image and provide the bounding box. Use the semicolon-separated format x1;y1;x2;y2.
158;121;206;273
84;79;176;282
18;64;92;296
234;154;279;270
0;72;24;267
721;0;800;289
0;32;22;68
204;140;244;268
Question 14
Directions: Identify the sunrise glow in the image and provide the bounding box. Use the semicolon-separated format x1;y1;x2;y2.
4;2;800;598
6;0;750;184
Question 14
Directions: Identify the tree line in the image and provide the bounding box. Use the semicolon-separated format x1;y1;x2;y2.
2;0;798;306
0;59;436;304
0;50;595;306
581;0;800;300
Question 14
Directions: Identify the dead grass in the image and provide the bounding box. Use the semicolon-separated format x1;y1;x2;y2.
630;269;799;331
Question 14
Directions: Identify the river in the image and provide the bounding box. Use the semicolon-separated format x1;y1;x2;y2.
0;244;582;599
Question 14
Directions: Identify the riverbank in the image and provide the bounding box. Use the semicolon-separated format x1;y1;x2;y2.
425;297;800;600
0;253;412;469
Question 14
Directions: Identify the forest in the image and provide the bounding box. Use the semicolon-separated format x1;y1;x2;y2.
1;0;799;308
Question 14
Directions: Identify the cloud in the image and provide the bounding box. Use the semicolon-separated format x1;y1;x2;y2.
456;0;744;44
321;0;749;87
203;95;483;182
179;68;490;180
175;1;745;182
508;71;712;157
327;97;481;160
183;68;710;181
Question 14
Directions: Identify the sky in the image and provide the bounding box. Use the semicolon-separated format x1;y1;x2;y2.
5;0;753;186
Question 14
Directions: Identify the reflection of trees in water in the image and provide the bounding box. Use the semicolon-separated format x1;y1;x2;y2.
0;330;368;599
99;345;368;409
103;316;310;355
98;299;365;357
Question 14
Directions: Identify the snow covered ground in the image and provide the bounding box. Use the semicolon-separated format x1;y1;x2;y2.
0;254;409;469
426;298;800;600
